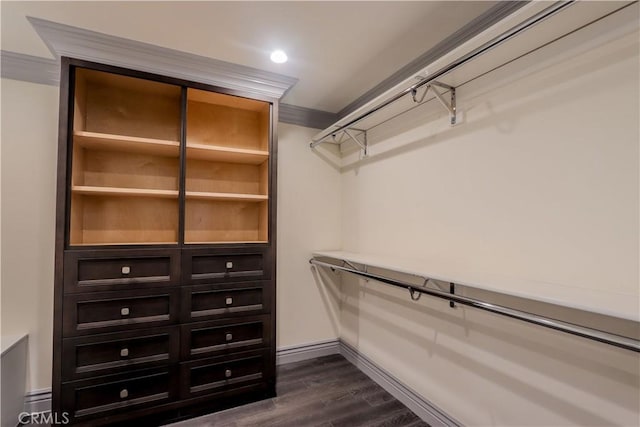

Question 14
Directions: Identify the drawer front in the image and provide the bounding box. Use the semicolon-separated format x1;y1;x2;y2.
182;316;270;360
63;289;180;336
62;327;179;380
64;249;180;293
182;282;271;322
61;368;177;420
183;248;269;284
180;351;267;399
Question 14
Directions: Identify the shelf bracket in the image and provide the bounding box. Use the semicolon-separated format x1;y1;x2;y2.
412;80;457;126
344;128;368;156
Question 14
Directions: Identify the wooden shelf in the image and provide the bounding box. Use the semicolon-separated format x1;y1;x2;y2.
186;241;268;244
185;191;268;202
71;242;178;246
72;186;179;198
186;143;268;164
74;131;180;157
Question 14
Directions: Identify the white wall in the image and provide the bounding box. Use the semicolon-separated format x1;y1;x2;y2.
0;82;342;393
1;79;58;392
338;8;639;427
276;123;342;347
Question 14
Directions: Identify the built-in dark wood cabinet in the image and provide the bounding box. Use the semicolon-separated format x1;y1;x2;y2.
53;58;277;425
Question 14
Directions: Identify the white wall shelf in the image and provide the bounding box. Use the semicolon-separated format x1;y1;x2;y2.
311;251;639;353
310;1;635;157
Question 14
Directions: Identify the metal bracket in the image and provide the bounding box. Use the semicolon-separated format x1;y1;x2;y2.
411;80;457;126
345;128;368;156
409;287;422;301
449;283;456;308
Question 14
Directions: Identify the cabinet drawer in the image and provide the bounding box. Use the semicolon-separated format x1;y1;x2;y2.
182;282;271;322
182;316;270;360
61;367;177;421
182;248;269;284
180;351;267;399
62;327;179;380
64;249;180;293
63;289;180;336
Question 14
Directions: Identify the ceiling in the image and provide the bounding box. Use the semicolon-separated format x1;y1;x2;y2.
1;1;498;112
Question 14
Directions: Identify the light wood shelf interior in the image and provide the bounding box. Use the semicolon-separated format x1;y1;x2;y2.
70;194;178;245
186;143;268;164
185;200;268;244
69;69;271;246
184;88;270;244
74;68;181;140
186;88;270;152
74;131;180;157
72;186;179;198
185;192;267;202
70;68;181;246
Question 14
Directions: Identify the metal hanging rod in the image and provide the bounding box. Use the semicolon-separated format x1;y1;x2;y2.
309;258;640;353
310;0;575;149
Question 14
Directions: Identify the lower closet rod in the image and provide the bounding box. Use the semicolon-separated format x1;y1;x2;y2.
309;258;640;353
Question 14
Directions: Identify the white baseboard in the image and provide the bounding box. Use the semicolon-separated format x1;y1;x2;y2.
276;339;341;365
24;388;52;415
21;339;458;427
339;341;461;427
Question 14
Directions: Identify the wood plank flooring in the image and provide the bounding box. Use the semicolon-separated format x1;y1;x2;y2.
171;354;428;427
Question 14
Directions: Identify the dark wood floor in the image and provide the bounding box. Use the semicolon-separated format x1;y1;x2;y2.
171;354;429;427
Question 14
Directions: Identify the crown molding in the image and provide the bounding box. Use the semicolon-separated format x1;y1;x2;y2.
279;104;338;130
26;16;297;99
0;51;59;86
338;1;527;118
1;50;336;130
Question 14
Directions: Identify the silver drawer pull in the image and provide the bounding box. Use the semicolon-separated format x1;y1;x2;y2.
225;369;232;378
120;389;128;399
225;333;233;342
225;261;233;269
225;297;233;306
120;307;130;316
120;348;129;357
121;266;131;275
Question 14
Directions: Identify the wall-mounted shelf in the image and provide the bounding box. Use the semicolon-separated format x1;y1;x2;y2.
310;1;633;156
310;251;640;353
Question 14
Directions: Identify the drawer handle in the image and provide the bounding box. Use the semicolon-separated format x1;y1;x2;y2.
225;333;233;342
225;369;232;378
121;266;131;275
120;348;129;357
120;389;129;399
225;297;233;306
226;261;233;269
121;307;130;316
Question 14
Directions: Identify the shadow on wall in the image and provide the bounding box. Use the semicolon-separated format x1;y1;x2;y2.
310;264;342;338
334;273;639;425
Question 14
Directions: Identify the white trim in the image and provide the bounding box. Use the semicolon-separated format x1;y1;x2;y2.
26;16;297;99
23;388;52;415
340;341;461;427
1;50;332;130
276;339;340;365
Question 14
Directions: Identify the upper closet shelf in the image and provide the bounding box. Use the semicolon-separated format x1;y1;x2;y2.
310;0;634;155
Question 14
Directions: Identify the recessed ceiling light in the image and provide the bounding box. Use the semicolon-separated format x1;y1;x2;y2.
270;50;288;64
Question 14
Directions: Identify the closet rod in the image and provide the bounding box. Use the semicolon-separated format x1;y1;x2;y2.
309;258;640;353
310;0;575;147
